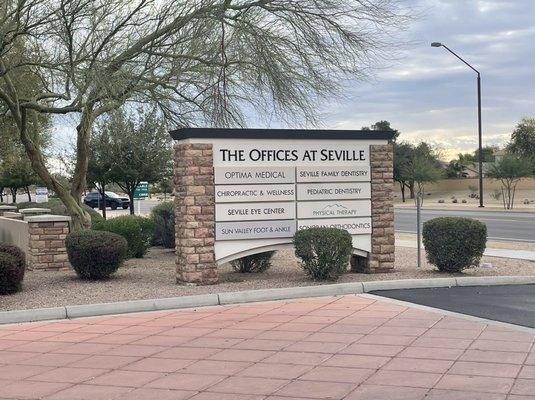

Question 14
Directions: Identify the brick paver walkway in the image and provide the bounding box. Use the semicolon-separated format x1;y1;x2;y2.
1;295;535;399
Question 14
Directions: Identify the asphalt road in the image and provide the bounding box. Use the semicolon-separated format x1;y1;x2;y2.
373;285;535;328
395;208;535;242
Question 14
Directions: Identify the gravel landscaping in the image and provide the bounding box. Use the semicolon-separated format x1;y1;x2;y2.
1;245;534;311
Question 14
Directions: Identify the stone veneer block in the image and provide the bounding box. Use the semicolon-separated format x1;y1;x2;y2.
26;215;71;270
369;144;395;272
174;143;217;285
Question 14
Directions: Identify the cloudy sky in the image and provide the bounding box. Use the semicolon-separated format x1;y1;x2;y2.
51;0;535;161
321;0;535;159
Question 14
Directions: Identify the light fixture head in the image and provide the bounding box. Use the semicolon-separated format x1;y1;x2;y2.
431;42;443;47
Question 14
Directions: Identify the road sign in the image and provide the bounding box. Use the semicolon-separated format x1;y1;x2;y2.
133;182;149;200
35;187;49;203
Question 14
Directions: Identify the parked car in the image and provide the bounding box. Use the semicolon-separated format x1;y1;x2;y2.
83;191;129;210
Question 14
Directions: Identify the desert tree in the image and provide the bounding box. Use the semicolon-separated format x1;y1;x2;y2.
487;153;532;210
0;0;411;229
103;107;172;215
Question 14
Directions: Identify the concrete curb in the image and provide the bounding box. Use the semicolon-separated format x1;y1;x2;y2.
2;276;535;325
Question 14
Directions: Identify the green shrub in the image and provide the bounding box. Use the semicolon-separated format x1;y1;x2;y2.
0;244;26;294
150;201;175;248
293;228;353;281
66;230;127;279
423;217;487;272
231;251;275;273
94;215;154;258
16;199;104;227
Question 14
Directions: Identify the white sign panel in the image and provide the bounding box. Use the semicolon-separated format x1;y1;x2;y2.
297;166;370;183
215;202;296;222
216;220;296;240
298;217;372;235
297;200;371;219
215;167;295;184
213;142;369;167
215;184;295;203
297;182;371;201
35;187;49;203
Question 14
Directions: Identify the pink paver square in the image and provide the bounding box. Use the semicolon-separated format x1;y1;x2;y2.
365;370;442;388
421;389;506;399
345;384;428;400
152;346;221;359
52;343;116;355
275;379;356;399
181;359;251;375
232;339;293;351
71;355;140;369
305;332;362;344
105;344;166;357
422;328;483;340
382;318;437;328
298;366;374;384
189;392;264;400
237;362;312;379
29;367;108;383
183;337;245;349
283;340;347;354
87;369;164;387
205;329;260;339
459;349;527;364
469;339;532;352
323;354;391;369
254;330;311;341
0;364;52;380
116;388;195;400
411;337;473;349
208;349;275;362
130;335;192;346
382;357;453;373
357;334;416;346
341;343;405;357
0;350;40;363
16;352;89;367
207;376;290;395
45;383;133;400
263;351;331;365
146;372;226;390
121;357;194;372
448;361;521;378
518;365;535;379
435;374;514;394
0;380;71;399
510;378;535;396
398;346;464;360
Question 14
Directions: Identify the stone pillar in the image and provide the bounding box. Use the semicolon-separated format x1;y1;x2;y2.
0;205;17;216
369;144;395;272
26;215;71;270
174;143;217;285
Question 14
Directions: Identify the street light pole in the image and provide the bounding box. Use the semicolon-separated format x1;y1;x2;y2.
431;42;484;207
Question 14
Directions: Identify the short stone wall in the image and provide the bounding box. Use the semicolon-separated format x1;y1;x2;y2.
0;212;71;270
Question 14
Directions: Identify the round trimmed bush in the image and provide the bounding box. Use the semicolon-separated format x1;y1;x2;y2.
150;202;175;248
0;244;26;294
423;217;487;272
231;251;275;273
293;227;353;281
66;230;128;279
93;215;154;258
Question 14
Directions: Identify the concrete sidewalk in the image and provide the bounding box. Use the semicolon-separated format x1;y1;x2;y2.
0;295;534;399
396;239;535;262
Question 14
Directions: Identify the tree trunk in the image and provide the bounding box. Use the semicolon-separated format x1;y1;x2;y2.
129;192;135;215
19;109;91;230
25;186;31;202
399;182;406;202
409;182;415;199
0;188;3;203
10;188;17;203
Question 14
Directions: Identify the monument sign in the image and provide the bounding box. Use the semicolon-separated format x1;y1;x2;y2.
171;129;394;285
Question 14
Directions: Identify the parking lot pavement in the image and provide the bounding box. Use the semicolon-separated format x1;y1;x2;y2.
1;295;534;399
373;284;535;329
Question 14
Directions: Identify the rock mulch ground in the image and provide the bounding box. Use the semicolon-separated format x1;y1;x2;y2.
1;247;534;312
